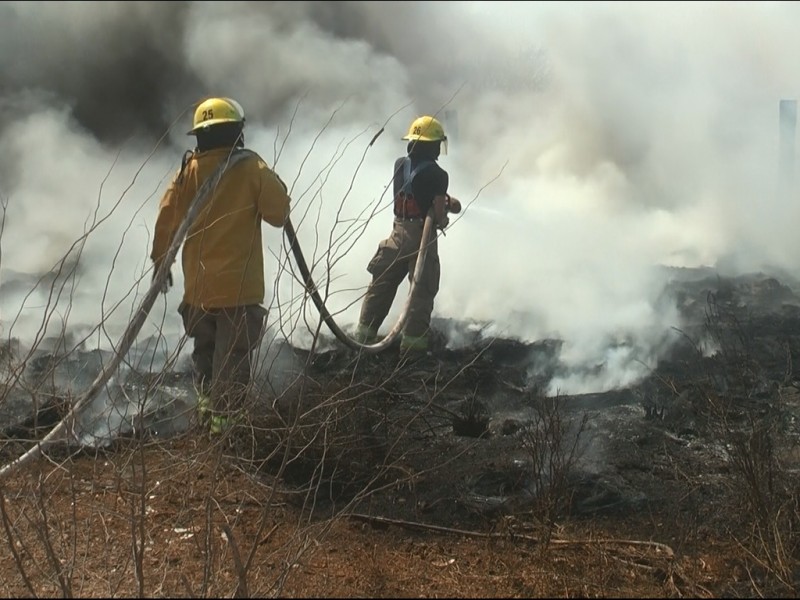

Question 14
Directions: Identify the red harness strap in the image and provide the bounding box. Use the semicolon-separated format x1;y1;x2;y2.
393;157;434;219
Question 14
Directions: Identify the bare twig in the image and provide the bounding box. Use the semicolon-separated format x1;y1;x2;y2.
345;513;675;558
0;488;38;597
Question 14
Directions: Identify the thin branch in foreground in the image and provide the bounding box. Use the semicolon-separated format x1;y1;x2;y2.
345;512;676;558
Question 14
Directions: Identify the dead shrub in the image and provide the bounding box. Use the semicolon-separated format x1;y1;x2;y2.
518;392;588;545
694;290;800;594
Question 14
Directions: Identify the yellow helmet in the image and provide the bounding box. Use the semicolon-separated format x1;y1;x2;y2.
402;115;447;142
188;97;245;135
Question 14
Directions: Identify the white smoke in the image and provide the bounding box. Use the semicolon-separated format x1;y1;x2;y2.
1;1;799;395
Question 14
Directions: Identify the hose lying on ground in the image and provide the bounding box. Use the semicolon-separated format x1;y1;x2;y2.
0;148;433;481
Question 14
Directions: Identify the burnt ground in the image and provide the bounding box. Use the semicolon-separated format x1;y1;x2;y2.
0;268;800;597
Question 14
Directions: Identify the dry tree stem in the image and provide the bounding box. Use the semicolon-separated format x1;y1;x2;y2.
222;523;250;599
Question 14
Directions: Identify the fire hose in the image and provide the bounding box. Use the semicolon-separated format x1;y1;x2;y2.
0;148;437;481
284;214;435;354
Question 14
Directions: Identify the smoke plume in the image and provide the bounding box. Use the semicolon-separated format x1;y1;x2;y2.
2;1;799;394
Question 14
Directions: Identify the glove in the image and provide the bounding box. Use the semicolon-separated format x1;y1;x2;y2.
152;262;173;295
162;270;174;294
446;195;462;214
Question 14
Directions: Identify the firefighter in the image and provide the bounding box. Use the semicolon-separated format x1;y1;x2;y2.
150;97;291;434
355;115;462;356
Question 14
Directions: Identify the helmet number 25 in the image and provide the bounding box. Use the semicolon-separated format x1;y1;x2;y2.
202;108;214;121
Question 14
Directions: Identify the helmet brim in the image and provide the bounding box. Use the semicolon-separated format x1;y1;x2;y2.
402;134;447;142
187;117;245;135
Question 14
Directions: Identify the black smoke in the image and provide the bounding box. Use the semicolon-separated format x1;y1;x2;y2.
0;1;546;146
0;2;204;143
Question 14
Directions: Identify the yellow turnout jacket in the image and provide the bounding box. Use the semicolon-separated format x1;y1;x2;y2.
151;147;291;309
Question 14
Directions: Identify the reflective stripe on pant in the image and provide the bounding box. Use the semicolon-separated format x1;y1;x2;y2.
179;303;267;414
355;323;378;344
400;333;429;351
358;218;440;346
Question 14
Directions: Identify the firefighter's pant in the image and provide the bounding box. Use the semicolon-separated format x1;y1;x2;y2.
358;218;440;349
179;303;267;414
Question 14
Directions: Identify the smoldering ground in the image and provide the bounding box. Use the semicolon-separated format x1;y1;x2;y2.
1;1;800;396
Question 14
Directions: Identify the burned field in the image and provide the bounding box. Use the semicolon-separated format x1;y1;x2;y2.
1;267;799;597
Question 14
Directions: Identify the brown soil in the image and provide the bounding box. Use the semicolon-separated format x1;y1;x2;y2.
0;434;739;599
1;272;799;598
